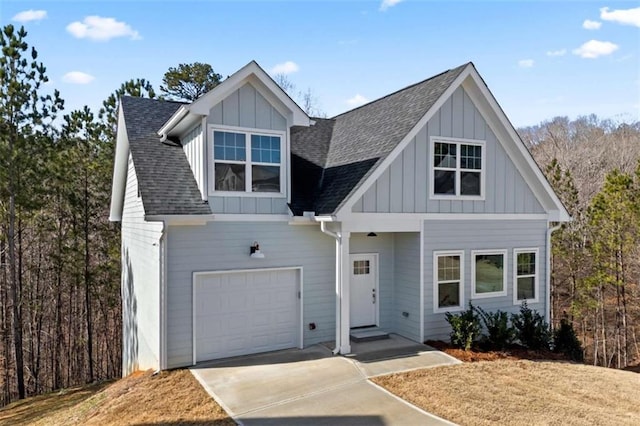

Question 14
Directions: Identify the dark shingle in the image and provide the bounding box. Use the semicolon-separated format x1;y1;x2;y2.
120;96;212;216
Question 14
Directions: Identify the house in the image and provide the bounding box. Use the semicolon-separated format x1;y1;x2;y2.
109;61;570;374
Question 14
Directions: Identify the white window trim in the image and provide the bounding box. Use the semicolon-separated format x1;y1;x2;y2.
471;249;508;299
513;248;539;304
429;136;486;201
207;124;286;198
433;250;465;314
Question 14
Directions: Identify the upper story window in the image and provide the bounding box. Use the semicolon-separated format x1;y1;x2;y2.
431;137;485;199
212;129;283;194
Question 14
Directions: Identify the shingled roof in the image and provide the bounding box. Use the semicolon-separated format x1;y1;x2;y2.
120;96;212;216
290;63;468;215
119;63;468;217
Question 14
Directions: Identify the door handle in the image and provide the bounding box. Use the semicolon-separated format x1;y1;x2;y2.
372;288;376;304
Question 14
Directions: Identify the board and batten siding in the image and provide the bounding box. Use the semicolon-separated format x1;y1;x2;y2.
393;233;421;341
182;124;205;199
121;154;164;375
422;219;547;341
350;233;393;331
165;222;335;368
352;86;545;215
207;82;288;215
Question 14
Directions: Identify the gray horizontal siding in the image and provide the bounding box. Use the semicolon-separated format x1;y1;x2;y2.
353;86;545;215
423;219;547;341
393;233;421;341
207;82;288;215
121;157;163;375
350;233;393;331
166;222;334;368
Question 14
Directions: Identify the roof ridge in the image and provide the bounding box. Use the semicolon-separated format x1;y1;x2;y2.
331;62;471;120
121;95;187;105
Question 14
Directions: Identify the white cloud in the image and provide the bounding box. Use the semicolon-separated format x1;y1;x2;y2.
346;94;368;107
582;19;602;30
546;49;567;57
270;61;299;75
380;0;403;12
518;59;534;68
12;10;47;23
66;16;141;41
62;71;95;84
600;7;640;27
572;40;619;58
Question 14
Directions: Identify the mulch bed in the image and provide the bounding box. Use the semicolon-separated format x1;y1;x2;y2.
425;340;569;363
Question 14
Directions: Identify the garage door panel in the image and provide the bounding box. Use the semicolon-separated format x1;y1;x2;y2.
195;269;300;362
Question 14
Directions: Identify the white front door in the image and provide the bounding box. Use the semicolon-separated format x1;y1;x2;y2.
349;254;377;328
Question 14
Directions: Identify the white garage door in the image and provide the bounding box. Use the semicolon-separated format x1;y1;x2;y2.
194;268;300;362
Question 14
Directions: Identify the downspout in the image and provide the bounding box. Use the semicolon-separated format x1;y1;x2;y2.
546;222;562;327
157;221;168;372
319;220;342;355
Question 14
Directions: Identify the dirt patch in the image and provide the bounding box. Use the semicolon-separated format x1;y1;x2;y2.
425;340;568;362
0;369;234;426
373;360;640;426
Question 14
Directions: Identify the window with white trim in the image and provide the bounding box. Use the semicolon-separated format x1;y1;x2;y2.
514;249;538;303
431;138;484;198
472;250;507;298
434;251;464;312
212;129;283;193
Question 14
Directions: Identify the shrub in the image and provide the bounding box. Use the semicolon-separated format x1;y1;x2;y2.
445;303;481;351
474;306;515;351
553;319;584;362
510;301;551;350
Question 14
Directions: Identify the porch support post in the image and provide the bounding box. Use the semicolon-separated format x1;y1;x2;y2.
339;231;351;354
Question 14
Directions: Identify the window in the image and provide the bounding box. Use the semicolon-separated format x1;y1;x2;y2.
434;251;464;313
472;250;507;298
431;138;484;198
514;249;538;303
353;260;370;275
212;129;283;194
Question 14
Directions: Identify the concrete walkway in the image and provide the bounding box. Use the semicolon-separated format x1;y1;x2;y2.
191;334;460;425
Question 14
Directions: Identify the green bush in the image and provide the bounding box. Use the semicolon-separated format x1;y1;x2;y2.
510;301;551;350
445;303;481;351
474;306;515;351
553;319;584;362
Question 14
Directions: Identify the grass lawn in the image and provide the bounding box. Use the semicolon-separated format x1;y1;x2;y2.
373;359;640;425
0;369;234;426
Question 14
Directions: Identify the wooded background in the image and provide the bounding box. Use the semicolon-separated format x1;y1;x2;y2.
1;25;639;406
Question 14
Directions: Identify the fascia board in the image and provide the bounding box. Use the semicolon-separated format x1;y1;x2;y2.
109;104;129;222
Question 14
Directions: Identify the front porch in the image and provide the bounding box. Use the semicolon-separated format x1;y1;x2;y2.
335;231;423;354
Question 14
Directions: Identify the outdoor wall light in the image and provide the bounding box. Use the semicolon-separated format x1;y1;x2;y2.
367;232;378;237
250;241;265;258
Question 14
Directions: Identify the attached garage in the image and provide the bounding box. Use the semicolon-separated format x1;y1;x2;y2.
193;267;302;363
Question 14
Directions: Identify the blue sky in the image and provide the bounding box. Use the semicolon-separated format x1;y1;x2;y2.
3;0;639;127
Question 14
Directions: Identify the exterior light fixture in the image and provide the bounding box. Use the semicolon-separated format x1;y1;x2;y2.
250;241;265;258
367;232;377;237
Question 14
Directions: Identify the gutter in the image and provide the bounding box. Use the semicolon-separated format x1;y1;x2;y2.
316;217;342;355
158;106;189;141
546;222;562;327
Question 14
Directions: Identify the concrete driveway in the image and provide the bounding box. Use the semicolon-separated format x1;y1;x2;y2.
191;334;459;425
